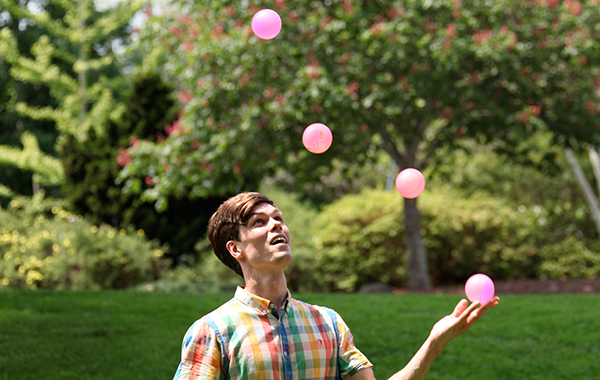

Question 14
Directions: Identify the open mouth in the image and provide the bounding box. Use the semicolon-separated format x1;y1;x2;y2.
270;236;287;245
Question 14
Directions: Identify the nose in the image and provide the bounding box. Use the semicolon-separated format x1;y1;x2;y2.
269;218;283;231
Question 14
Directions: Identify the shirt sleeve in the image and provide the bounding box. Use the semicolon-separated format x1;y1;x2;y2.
173;320;224;380
333;310;373;379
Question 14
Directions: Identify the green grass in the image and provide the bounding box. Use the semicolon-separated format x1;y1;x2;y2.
0;291;598;380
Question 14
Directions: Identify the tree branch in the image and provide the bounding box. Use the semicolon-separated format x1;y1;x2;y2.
588;146;600;198
565;147;600;238
420;135;451;172
374;122;405;168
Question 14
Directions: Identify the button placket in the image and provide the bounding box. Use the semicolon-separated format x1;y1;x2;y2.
279;314;292;380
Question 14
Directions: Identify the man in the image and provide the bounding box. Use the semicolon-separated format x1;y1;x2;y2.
174;192;499;380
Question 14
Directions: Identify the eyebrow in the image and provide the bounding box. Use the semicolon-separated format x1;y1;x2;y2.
248;210;283;221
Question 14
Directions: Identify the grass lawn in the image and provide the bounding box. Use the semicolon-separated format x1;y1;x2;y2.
0;290;598;380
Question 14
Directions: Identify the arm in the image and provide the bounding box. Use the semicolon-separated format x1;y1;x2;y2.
174;321;224;380
349;297;500;380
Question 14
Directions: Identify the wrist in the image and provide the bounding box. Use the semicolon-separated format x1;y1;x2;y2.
425;335;445;358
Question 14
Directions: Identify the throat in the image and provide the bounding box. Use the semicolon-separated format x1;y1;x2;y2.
243;272;288;309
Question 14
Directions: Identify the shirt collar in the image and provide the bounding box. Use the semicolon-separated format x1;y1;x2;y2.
235;286;292;315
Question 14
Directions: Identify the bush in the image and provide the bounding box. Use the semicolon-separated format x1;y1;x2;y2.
421;186;543;284
0;194;167;290
431;148;596;242
141;239;243;293
537;237;600;279
309;186;599;292
311;189;406;292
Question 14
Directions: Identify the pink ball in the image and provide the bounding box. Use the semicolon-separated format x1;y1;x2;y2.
395;168;425;198
302;123;333;154
251;9;282;40
465;273;495;304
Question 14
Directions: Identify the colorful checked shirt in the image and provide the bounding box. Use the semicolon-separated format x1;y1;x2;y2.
174;287;373;380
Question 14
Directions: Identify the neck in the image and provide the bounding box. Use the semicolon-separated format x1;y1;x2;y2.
243;271;288;310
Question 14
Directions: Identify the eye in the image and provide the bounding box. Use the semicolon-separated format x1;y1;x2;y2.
252;218;265;226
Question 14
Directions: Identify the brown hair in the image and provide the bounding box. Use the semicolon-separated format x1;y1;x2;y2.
207;192;275;277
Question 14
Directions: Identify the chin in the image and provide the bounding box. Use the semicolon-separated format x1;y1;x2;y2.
278;250;293;264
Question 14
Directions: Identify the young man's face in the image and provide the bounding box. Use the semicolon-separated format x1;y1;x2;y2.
229;202;292;273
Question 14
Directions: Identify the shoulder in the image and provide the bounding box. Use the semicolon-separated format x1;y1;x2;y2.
290;297;342;326
186;297;240;336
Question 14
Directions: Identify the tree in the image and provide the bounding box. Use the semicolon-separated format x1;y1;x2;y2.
0;0;142;196
0;0;62;199
122;0;600;290
61;72;228;261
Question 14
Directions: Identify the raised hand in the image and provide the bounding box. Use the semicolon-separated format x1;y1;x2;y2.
429;297;500;352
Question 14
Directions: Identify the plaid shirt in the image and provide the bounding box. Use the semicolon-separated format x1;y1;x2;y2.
174;287;372;380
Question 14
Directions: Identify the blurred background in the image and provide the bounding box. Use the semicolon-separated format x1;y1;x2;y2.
1;0;600;294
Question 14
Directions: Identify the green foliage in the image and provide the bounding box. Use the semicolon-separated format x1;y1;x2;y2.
310;184;599;292
312;189;406;292
421;186;543;284
0;0;142;197
122;0;600;290
269;154;393;206
154;163;600;292
0;0;61;199
60;72;228;259
122;0;600;209
153;248;243;293
538;237;600;279
429;146;600;283
0;194;166;290
0;0;141;139
431;145;597;240
0;131;63;186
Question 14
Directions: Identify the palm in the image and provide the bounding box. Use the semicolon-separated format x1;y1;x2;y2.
430;298;499;349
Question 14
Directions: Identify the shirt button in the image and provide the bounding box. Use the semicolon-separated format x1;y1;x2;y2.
283;351;288;357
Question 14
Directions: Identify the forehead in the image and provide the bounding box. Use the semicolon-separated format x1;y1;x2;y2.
249;202;281;217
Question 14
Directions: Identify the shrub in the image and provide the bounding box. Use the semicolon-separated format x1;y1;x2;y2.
142;239;243;293
310;186;596;292
311;189;406;292
537;237;600;279
0;194;167;290
431;148;596;242
420;186;543;284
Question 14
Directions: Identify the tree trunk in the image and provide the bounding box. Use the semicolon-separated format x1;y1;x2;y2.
565;147;600;237
376;121;432;291
403;197;432;291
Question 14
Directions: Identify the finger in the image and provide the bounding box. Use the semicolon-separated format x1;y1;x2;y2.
480;296;500;312
457;300;481;322
482;297;500;312
467;297;499;324
452;299;469;317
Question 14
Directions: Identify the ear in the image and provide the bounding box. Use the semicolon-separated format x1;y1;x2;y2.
226;240;244;259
